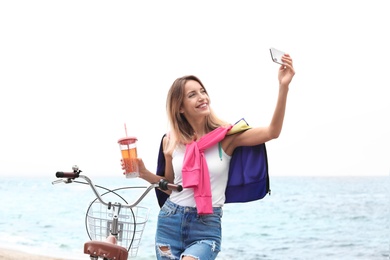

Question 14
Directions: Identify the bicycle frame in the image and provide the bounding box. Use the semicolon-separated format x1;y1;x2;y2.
53;165;182;260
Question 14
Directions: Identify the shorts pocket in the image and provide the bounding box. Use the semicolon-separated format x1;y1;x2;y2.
198;212;222;227
158;204;175;218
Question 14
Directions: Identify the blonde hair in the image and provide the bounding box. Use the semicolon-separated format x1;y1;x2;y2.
165;75;228;153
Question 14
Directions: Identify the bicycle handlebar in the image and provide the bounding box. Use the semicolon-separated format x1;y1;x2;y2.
53;166;182;208
55;171;182;192
159;179;183;192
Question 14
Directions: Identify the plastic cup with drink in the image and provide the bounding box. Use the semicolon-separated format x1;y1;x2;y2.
118;136;139;178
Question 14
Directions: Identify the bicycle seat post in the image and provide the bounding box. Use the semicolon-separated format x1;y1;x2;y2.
110;203;122;240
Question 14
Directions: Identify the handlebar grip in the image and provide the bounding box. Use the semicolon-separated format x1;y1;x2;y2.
159;179;183;192
55;171;80;178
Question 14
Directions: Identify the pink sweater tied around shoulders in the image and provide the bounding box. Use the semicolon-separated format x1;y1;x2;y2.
182;125;233;214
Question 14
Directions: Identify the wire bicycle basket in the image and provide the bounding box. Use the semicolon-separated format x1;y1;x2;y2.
85;189;150;258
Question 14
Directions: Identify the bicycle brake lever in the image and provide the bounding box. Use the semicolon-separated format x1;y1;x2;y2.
51;179;63;185
51;178;73;185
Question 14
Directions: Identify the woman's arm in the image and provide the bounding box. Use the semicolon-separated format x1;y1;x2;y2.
162;136;175;184
136;158;162;184
137;136;174;194
224;54;295;155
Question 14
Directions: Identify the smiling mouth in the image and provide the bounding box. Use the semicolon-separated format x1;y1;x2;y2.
197;103;208;108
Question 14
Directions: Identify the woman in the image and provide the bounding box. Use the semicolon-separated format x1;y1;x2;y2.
136;54;295;259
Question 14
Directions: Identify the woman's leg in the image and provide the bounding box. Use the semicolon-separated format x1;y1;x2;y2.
155;200;184;260
180;208;222;260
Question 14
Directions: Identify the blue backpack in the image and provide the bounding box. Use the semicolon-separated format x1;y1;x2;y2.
154;135;270;207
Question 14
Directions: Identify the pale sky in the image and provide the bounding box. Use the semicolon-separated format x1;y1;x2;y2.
1;1;389;177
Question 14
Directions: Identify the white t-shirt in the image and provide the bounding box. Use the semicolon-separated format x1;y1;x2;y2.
169;143;231;208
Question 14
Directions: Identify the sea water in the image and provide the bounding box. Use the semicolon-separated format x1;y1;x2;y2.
0;175;388;260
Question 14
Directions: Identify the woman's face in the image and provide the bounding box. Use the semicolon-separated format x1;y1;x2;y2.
180;80;210;121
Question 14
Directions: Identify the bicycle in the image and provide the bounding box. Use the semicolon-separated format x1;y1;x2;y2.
52;165;182;260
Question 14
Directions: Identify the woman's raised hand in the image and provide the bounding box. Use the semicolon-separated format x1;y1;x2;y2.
278;54;295;87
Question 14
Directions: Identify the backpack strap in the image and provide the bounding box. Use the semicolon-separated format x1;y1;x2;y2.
155;134;169;208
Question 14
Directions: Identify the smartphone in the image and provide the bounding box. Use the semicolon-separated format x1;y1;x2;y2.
269;47;285;65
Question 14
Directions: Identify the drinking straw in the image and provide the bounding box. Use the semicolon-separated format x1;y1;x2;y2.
124;123;128;137
124;123;130;170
